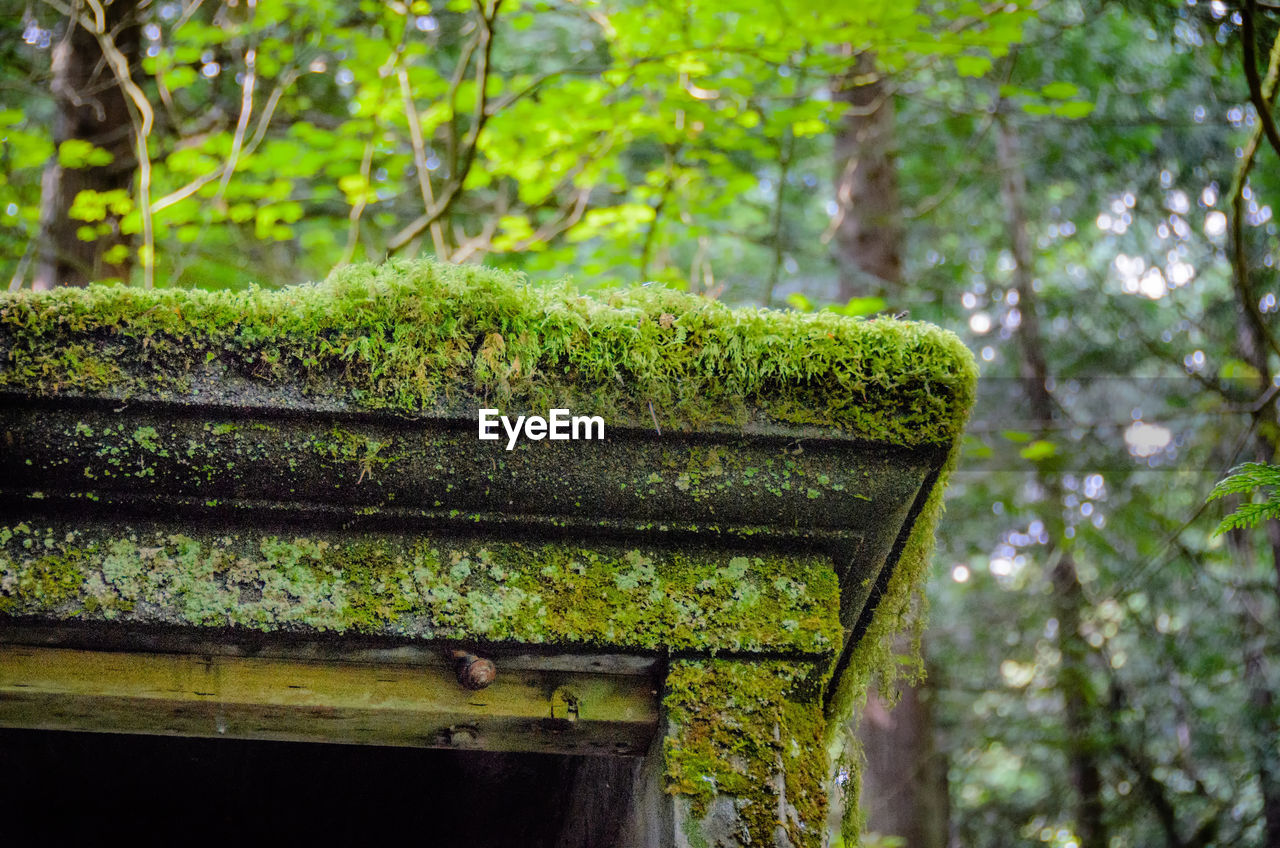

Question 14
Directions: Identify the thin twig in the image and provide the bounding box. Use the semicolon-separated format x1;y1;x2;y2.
397;67;448;258
174;0;207;31
339;136;375;265
1109;416;1261;601
341;17;417;264
213;46;256;208
152;74;295;212
508;187;591;252
8;239;35;291
638;146;677;281
762;60;807;304
442;24;481;184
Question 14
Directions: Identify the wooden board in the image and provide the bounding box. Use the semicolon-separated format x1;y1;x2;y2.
0;644;658;756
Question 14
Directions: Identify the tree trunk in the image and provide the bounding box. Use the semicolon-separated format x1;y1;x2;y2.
857;654;949;848
834;48;948;848
32;0;140;290
996;118;1108;848
832;50;903;302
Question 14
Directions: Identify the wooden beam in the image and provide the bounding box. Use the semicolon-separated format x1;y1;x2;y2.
0;622;665;676
0;645;658;756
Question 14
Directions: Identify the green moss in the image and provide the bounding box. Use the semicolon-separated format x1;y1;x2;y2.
0;522;841;654
0;524;85;616
824;442;965;844
0;259;975;446
306;427;401;482
665;659;828;847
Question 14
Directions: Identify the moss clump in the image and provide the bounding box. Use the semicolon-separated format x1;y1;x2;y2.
0;524;85;612
0;259;975;446
0;521;841;654
665;659;828;847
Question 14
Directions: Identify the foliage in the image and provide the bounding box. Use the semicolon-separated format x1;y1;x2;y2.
1208;462;1280;534
2;0;1034;291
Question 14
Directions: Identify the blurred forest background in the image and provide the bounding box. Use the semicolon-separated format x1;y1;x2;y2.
4;0;1280;846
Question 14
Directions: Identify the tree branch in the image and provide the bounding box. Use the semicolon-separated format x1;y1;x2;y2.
213;44;256;208
1104;674;1221;848
388;0;501;253
397;67;448;258
1230;21;1280;363
79;0;155;288
763;124;796;305
339;136;375;265
1243;0;1280;160
150;72;296;213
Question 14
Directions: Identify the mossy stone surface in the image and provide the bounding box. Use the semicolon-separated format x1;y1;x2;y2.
664;659;828;847
0;520;841;655
1;401;935;551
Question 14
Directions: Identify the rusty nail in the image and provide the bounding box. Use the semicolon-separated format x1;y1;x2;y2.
450;649;496;690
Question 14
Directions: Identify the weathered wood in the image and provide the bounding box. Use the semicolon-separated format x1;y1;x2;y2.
0;644;658;756
0;622;663;676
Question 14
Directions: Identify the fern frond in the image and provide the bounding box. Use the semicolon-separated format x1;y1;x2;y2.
1208;462;1280;502
1213;494;1280;536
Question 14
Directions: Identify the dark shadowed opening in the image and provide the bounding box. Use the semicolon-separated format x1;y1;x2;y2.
0;728;641;847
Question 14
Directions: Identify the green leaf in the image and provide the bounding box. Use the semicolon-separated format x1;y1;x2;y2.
164;66;199;91
790;117;827;137
1209;463;1280;535
998;84;1037;99
786;292;815;312
962;435;994;460
1220;359;1260;382
227;203;256;224
1053;101;1095;119
954;55;992;78
1041;82;1080;99
1019;440;1057;461
1215;500;1280;535
829;296;887;317
1208;463;1280;502
58;139;114;168
68;189;132;222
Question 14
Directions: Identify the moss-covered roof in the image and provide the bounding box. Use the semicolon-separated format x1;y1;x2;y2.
0;259;975;446
0;261;978;840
